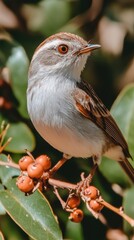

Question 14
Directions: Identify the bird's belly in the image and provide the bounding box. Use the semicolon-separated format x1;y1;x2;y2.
34;122;103;158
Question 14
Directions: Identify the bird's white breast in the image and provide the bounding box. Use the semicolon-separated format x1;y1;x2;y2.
33;121;104;158
27;75;105;158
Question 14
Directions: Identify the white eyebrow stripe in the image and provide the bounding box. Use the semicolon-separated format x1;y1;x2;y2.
32;39;67;60
42;39;62;49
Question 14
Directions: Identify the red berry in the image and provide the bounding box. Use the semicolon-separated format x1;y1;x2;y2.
19;156;34;171
84;186;100;200
69;209;84;223
16;175;34;193
35;155;51;171
89;200;103;212
67;195;81;209
27;163;44;179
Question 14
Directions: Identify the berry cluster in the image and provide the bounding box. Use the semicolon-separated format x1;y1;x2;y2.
67;194;83;222
16;154;104;223
84;186;103;212
63;186;103;223
16;154;51;193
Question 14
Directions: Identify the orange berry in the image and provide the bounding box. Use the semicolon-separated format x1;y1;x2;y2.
69;209;84;223
19;156;34;171
4;100;12;110
0;97;5;107
27;163;44;179
89;200;103;212
67;195;81;209
16;175;34;193
84;186;100;200
36;155;51;171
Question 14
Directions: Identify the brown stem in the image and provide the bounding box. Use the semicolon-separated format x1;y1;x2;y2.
0;160;19;169
49;158;69;176
99;198;134;227
53;187;66;209
76;164;98;193
48;178;76;190
0;137;12;153
89;164;98;180
85;163;98;184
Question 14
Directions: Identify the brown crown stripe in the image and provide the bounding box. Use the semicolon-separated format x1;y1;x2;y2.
35;32;87;53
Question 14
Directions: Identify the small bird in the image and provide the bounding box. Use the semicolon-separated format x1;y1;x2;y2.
27;32;134;183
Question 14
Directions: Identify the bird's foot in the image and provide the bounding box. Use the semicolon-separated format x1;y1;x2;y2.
76;163;98;194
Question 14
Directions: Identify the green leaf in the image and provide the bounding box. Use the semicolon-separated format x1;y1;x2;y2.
0;231;5;240
99;157;130;187
100;84;134;186
0;154;20;185
7;45;29;118
4;122;35;153
65;220;83;240
0;184;6;215
0;178;62;240
0;202;5;216
123;187;134;235
0;40;29;118
30;0;70;36
111;84;134;161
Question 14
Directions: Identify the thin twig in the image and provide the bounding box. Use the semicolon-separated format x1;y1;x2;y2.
0;137;12;153
25;149;35;161
48;178;76;190
53;187;66;209
0;123;10;145
0;160;19;169
49;158;69;176
98;198;134;227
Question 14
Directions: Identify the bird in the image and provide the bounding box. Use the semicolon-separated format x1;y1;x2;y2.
27;32;134;183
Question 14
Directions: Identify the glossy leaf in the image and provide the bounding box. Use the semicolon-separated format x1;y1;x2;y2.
0;184;6;215
4;122;35;153
65;220;83;240
100;157;131;187
123;187;134;234
100;84;134;186
7;44;29;118
0;231;5;240
31;0;70;36
0;178;62;240
0;213;29;240
0;154;20;185
0;202;5;216
0;40;29;118
111;84;134;160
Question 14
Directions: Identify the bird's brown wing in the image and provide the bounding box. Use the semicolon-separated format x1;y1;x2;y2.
72;80;131;158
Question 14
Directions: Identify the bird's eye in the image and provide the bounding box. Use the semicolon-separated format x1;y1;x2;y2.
58;44;68;54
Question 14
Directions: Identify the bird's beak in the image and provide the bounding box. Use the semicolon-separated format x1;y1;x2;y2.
76;43;101;55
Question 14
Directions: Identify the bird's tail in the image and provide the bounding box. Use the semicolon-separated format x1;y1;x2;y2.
119;159;134;183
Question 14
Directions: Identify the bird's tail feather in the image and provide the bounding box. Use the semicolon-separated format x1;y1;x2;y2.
119;159;134;183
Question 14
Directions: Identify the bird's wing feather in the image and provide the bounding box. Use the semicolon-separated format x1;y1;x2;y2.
72;80;130;158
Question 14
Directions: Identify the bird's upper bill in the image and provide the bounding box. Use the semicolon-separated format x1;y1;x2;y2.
76;43;101;55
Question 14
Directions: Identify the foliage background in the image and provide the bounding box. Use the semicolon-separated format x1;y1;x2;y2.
0;0;134;239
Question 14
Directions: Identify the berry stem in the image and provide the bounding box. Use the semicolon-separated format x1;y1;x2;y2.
0;137;12;153
49;157;69;176
53;187;66;209
98;198;134;227
48;178;76;190
0;160;19;169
